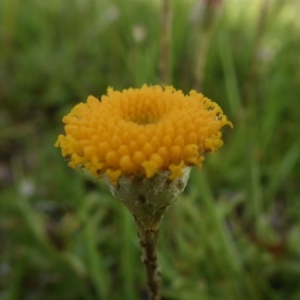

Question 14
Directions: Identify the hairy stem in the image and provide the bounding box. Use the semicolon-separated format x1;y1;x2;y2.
135;221;161;300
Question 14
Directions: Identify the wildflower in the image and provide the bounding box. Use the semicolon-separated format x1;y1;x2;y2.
55;85;232;185
55;84;232;300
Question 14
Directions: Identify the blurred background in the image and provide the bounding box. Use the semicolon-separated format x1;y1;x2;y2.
1;0;300;299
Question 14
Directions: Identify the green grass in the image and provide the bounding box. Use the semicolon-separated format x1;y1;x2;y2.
1;0;300;299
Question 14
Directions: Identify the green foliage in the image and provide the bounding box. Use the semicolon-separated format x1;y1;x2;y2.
1;0;300;299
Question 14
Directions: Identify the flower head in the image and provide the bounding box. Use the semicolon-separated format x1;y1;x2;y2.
55;85;232;184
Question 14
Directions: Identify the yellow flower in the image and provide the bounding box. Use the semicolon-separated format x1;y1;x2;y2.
55;85;232;184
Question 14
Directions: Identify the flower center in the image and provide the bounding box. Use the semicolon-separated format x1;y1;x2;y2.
127;105;161;126
131;115;158;125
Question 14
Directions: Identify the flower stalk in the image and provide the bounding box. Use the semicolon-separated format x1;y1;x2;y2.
105;168;191;299
135;220;161;300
